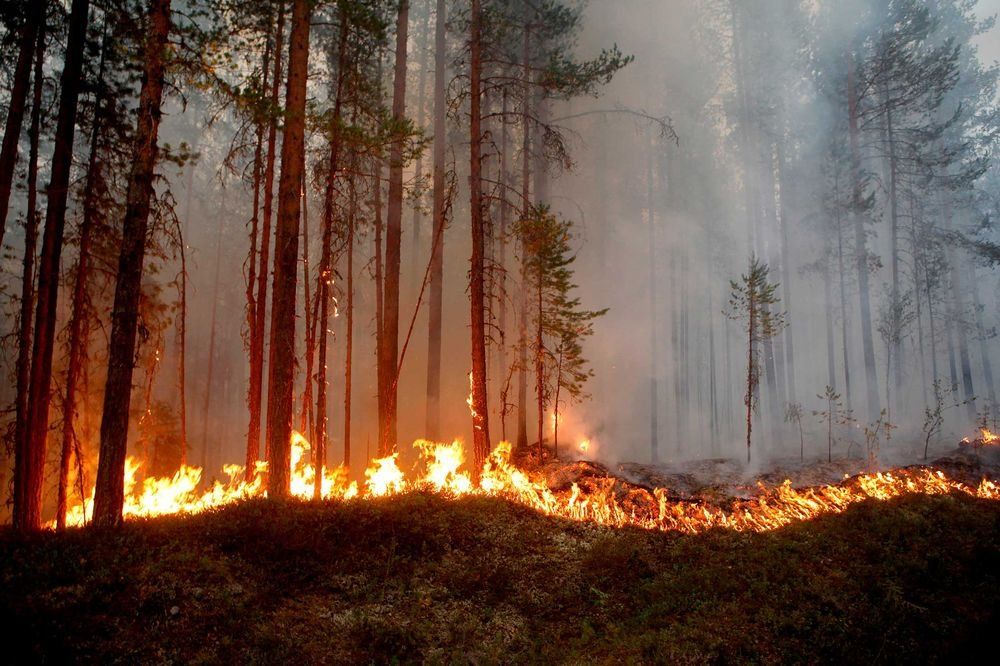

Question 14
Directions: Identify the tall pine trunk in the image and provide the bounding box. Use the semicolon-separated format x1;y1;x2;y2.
93;0;171;527
846;51;880;421
199;217;224;469
469;0;490;466
60;19;107;528
265;0;311;498
410;1;431;288
515;21;531;454
248;4;285;473
12;19;45;528
381;0;409;454
315;11;350;498
497;87;510;436
425;0;447;440
647;140;659;463
0;0;42;247
17;0;91;532
344;164;357;468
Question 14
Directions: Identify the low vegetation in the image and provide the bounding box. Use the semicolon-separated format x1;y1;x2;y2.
2;491;998;663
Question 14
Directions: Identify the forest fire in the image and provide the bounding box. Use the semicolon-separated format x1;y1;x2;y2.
961;428;1000;448
55;435;1000;533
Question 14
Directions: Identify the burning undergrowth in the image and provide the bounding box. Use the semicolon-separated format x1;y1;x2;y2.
51;432;1000;536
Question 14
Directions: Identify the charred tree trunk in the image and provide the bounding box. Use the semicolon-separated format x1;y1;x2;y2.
92;0;171;528
381;0;409;454
425;0;447;440
0;0;42;247
248;4;285;473
13;20;45;528
60;20;107;528
469;0;491;466
265;0;311;498
17;0;90;532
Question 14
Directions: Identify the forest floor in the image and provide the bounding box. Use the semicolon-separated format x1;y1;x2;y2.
3;462;1000;664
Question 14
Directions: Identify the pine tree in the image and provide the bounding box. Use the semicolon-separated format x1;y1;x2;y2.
726;255;786;463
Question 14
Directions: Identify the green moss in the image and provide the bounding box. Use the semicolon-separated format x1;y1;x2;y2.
1;492;997;663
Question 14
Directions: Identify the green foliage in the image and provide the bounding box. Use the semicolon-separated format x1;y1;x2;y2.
517;206;606;416
784;402;805;461
813;386;855;463
725;255;785;416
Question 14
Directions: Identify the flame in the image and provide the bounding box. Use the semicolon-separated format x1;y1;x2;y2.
980;428;999;445
578;439;590;453
54;433;1000;533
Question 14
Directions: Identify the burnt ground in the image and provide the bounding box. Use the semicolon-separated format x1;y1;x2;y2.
2;476;999;663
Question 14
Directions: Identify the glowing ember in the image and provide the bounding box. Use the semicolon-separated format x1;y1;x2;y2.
55;433;999;533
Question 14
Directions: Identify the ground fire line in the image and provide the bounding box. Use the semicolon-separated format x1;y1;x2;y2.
53;432;1000;533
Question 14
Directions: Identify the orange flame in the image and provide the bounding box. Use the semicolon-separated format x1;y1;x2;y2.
55;434;1000;533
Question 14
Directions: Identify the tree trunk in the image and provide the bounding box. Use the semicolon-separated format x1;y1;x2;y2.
535;270;544;460
469;0;491;467
60;19;106;528
92;0;171;527
245;36;268;464
0;0;42;248
249;3;285;473
746;300;755;464
885;99;903;397
847;50;880;421
200;216;224;471
374;156;385;449
265;0;311;499
647;140;659;463
381;0;409;454
425;0;447;440
410;0;431;289
301;171;314;442
971;269;996;420
315;10;350;498
775;141;796;404
497;88;510;431
17;0;90;532
515;21;531;454
13;19;45;528
835;197;852;413
344;166;357;468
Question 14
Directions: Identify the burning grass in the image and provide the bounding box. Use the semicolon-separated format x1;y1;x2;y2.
54;434;1000;537
2;489;999;662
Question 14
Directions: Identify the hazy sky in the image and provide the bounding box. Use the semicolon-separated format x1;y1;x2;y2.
976;0;1000;64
